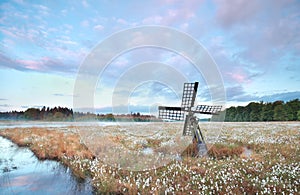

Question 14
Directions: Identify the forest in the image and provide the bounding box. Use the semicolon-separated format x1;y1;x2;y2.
214;99;300;122
1;99;300;122
0;106;73;121
0;106;157;122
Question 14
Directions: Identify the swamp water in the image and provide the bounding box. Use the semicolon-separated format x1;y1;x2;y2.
0;136;93;194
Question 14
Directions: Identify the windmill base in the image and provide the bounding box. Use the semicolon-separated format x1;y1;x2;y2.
197;143;208;157
189;138;208;157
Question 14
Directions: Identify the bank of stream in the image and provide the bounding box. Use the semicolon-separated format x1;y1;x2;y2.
0;136;94;194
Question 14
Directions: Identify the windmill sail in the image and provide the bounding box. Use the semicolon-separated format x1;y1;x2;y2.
158;82;222;157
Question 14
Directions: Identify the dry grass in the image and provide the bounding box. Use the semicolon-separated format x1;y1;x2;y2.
181;140;199;157
207;143;244;159
0;127;93;160
145;138;162;148
0;122;299;194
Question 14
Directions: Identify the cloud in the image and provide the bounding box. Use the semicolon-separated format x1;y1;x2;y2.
214;0;261;28
142;15;163;24
53;93;66;97
0;104;11;107
0;98;8;101
207;2;298;86
94;105;158;115
226;84;300;103
0;54;77;73
0;53;27;71
116;18;129;25
81;20;90;27
130;82;180;102
142;0;203;26
1;0;299;112
224;68;261;84
205;34;264;86
82;0;89;8
33;4;50;16
214;0;300;67
55;35;78;46
95;91;300;114
258;91;300;103
61;9;68;16
2;16;77;48
204;1;300;103
13;0;24;4
226;85;247;100
16;59;43;70
226;72;248;83
0;1;95;75
52;93;74;97
93;24;104;32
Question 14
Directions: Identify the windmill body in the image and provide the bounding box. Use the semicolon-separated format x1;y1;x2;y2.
158;82;222;156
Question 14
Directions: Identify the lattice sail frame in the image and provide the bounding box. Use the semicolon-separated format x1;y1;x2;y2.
158;106;184;121
158;82;222;138
181;82;198;110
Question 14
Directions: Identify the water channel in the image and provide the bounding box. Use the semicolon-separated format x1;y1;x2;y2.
0;135;93;194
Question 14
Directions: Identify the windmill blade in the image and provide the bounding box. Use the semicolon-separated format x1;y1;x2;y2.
193;105;222;115
158;106;185;121
181;82;198;110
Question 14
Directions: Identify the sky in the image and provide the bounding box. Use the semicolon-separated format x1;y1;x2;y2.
0;0;300;113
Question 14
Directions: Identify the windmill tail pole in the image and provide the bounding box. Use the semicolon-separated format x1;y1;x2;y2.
194;125;208;157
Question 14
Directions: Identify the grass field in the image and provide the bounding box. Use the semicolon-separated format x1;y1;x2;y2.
0;122;299;194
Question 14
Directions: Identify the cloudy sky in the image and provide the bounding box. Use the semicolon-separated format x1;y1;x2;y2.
0;0;299;113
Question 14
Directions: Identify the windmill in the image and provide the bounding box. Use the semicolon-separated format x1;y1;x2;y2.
158;82;222;156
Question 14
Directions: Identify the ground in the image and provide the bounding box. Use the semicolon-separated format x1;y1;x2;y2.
0;122;299;194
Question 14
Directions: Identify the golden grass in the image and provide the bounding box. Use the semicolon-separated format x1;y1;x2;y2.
0;122;299;194
0;127;93;160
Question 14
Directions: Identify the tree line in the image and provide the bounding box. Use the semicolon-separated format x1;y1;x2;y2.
0;107;158;122
0;106;73;121
2;99;299;122
213;99;300;122
74;112;159;122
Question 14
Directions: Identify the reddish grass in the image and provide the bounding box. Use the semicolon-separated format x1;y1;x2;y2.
207;143;244;159
0;127;93;160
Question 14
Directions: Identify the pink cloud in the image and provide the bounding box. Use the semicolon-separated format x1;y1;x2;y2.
226;71;250;84
214;0;261;27
16;59;43;70
0;28;18;38
142;0;203;26
10;56;77;73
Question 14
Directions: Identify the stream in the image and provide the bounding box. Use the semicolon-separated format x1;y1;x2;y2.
0;136;93;194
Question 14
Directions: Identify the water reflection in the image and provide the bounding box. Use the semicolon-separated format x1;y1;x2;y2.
0;136;93;194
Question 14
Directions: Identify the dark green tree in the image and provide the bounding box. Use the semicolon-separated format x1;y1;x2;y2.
225;107;237;121
297;110;300;121
273;104;288;121
248;102;261;121
24;108;40;120
286;99;300;120
260;103;274;121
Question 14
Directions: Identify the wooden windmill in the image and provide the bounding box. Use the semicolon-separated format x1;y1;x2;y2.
158;82;222;156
